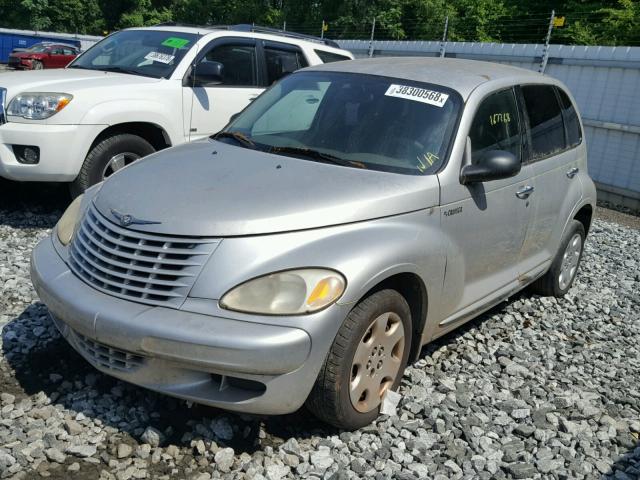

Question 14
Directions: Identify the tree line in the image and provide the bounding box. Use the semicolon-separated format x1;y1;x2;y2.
1;0;638;46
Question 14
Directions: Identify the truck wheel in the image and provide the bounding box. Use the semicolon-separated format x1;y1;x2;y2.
70;134;155;197
32;60;44;70
307;289;412;430
531;220;585;297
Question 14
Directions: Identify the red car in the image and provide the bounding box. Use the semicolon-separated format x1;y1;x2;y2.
8;43;79;70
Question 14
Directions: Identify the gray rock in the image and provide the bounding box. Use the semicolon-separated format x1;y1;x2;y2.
44;448;66;464
117;443;133;459
64;419;83;435
506;462;537;479
214;447;235;472
265;464;290;480
140;426;164;447
66;444;97;458
310;447;334;470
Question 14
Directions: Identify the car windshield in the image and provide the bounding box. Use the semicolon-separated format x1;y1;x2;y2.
220;71;461;175
26;44;48;52
69;29;199;79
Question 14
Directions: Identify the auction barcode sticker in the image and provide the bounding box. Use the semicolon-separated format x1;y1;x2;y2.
385;84;449;107
144;52;175;64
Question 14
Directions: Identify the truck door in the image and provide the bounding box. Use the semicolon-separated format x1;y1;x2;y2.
182;38;264;140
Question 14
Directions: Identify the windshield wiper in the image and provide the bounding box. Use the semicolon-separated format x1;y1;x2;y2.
96;66;155;77
269;146;366;169
211;131;257;149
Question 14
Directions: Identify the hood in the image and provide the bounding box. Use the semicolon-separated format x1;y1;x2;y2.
11;52;42;59
94;140;439;237
0;68;161;98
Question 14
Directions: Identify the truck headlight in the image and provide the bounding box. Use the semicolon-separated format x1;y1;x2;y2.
7;93;73;120
56;194;84;246
220;269;346;315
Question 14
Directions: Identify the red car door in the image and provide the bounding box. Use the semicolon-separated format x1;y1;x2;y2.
48;47;66;68
59;47;77;67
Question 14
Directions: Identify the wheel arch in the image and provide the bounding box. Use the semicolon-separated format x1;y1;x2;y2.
574;203;593;236
87;122;172;157
356;272;428;364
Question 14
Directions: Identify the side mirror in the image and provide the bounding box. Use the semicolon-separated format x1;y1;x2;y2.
460;150;521;184
191;61;224;87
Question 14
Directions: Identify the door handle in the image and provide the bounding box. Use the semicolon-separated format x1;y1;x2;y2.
566;167;579;178
515;185;534;199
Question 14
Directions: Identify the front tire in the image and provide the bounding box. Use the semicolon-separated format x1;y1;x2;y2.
31;60;43;70
531;219;585;297
70;134;155;197
307;289;412;430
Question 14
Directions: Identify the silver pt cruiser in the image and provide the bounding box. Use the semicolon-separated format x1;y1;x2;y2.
31;58;596;429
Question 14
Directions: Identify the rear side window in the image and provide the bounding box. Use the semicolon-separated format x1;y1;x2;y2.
265;46;308;84
556;88;582;148
314;50;351;63
469;88;521;164
521;85;566;159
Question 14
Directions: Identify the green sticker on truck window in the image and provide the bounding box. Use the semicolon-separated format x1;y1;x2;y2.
161;37;190;49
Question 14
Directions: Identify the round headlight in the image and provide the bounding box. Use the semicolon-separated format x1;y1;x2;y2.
220;269;346;315
56;194;84;246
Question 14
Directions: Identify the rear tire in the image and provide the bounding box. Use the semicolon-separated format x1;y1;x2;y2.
70;134;155;197
306;289;412;430
531;219;585;297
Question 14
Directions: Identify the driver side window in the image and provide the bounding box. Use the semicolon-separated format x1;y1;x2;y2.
469;88;521;164
200;44;257;87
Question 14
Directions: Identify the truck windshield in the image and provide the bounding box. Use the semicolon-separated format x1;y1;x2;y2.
69;30;199;79
221;71;461;175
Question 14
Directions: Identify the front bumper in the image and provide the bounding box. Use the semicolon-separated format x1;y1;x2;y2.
7;57;24;69
30;236;345;415
0;122;105;181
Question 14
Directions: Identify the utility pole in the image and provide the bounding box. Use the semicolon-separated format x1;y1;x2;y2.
368;18;376;58
439;16;449;58
539;10;555;73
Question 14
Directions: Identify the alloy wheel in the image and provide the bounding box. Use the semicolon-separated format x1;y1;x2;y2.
101;152;140;180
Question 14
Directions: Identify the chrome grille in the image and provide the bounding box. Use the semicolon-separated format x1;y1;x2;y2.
74;330;145;372
69;204;218;307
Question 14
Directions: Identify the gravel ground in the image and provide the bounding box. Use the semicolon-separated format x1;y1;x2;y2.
0;180;639;480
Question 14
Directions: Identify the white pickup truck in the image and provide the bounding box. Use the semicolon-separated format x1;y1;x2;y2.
0;24;353;194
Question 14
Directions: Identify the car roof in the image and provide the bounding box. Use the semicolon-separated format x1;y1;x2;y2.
129;25;348;53
305;57;546;98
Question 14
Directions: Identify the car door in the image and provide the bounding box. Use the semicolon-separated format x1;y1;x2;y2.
437;87;536;324
182;38;264;140
48;47;66;68
61;47;77;67
517;84;583;273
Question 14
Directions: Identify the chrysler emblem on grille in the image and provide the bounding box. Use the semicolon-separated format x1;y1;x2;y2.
110;209;161;227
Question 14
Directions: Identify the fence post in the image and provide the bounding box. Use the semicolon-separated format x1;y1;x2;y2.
439;16;449;58
368;18;376;57
539;10;555;73
321;20;325;39
283;21;286;31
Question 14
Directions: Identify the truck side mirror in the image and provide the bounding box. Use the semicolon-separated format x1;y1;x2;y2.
191;61;224;87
